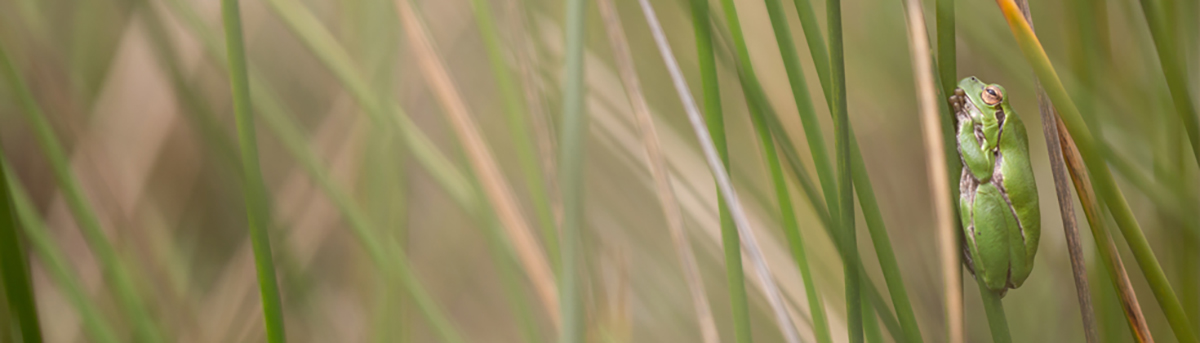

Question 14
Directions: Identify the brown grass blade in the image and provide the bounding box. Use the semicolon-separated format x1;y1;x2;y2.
394;0;560;328
1011;1;1098;341
898;1;960;343
1054;117;1154;343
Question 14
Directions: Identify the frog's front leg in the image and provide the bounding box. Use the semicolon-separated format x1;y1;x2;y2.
957;119;994;182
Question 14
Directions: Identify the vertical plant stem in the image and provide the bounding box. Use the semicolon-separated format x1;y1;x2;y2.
560;0;588;340
901;2;955;343
994;1;1198;341
1011;1;1098;341
641;1;801;342
0;154;41;343
220;1;287;342
934;9;964;342
977;285;1012;343
1055;118;1154;343
595;1;720;342
828;0;862;340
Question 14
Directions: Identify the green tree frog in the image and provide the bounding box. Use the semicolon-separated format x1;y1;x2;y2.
951;76;1040;295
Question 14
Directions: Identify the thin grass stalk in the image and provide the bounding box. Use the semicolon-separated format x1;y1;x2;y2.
741;2;921;340
594;2;719;343
788;0;831;105
0;39;162;343
933;7;963;341
221;0;472;201
157;5;484;341
759;0;840;238
827;0;862;340
993;1;1198;341
900;3;955;343
742;55;914;343
1010;1;1098;341
219;2;287;341
559;0;588;340
1055;118;1154;343
466;0;561;269
252;84;466;343
977;282;1012;343
707;2;757;342
248;0;561;323
3;167;118;343
1136;0;1200;169
394;0;562;327
0;155;41;343
638;1;802;342
742;53;829;343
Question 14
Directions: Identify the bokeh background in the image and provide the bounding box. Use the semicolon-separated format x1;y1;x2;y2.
0;0;1196;342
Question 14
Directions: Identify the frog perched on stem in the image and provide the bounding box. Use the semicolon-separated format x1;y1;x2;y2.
951;76;1041;296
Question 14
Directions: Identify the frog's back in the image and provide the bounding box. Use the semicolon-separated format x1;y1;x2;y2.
998;112;1040;287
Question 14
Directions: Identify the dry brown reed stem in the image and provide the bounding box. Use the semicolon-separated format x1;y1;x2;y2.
1054;117;1154;343
394;0;561;328
593;1;720;342
1012;1;1098;341
899;1;960;342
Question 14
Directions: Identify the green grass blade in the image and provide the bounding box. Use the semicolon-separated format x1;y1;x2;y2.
3;166;118;343
559;0;588;340
993;1;1199;341
759;0;840;229
827;0;862;340
219;1;287;342
0;155;42;343
0;37;162;343
978;284;1011;343
687;0;752;342
744;59;833;343
1136;0;1200;169
466;0;560;270
640;2;802;342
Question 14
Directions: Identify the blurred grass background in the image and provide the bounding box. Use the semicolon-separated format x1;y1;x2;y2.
0;0;1197;342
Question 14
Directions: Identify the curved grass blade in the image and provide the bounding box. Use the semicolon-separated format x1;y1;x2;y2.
992;1;1198;341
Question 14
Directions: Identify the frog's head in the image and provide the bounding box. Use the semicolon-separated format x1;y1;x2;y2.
957;76;1008;148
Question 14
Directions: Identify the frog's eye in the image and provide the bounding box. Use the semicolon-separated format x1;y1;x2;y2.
982;85;1003;106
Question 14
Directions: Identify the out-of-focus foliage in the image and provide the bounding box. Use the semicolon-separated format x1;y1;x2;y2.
0;0;1195;341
